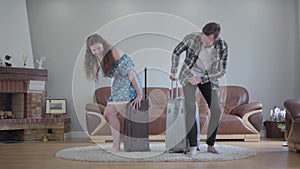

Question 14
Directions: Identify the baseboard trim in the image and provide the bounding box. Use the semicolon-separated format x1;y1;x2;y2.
260;129;266;138
200;134;260;142
66;132;261;142
64;131;89;140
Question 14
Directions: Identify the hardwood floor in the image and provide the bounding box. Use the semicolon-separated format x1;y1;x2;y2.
0;139;299;169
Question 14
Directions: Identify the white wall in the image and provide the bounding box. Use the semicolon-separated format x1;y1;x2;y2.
0;0;34;68
26;0;300;133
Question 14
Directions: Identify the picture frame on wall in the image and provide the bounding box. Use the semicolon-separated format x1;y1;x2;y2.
46;99;67;114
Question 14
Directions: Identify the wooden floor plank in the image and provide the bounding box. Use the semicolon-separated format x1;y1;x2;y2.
0;139;299;169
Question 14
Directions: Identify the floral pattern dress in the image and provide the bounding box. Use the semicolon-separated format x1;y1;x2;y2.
107;54;142;103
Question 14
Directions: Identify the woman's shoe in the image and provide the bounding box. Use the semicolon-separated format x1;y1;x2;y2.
186;151;197;158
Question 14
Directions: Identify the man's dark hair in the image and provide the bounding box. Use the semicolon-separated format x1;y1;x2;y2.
202;22;221;39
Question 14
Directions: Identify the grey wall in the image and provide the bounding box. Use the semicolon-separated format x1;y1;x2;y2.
298;0;300;99
0;0;34;68
26;0;300;134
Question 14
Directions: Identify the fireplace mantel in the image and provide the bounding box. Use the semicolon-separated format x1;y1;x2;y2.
0;67;47;81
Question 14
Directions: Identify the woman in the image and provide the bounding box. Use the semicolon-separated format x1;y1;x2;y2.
85;34;142;152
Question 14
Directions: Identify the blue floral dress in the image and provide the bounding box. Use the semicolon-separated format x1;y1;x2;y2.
107;54;142;102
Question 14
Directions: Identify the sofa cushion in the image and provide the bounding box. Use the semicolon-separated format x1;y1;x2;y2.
95;87;111;106
217;114;255;134
196;86;249;115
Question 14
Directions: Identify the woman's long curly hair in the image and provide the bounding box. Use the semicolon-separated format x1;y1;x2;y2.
84;34;115;80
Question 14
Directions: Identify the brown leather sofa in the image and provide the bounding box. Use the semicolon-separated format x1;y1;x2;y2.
284;99;300;152
85;86;262;143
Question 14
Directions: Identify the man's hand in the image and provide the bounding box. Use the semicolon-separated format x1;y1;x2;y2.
169;73;177;81
188;76;200;85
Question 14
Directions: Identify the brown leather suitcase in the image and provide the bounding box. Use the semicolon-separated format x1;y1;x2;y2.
123;67;150;152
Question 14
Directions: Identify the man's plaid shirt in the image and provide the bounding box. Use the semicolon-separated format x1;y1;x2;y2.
171;32;228;86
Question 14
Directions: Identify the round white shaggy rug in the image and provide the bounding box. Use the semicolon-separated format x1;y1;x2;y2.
56;143;256;162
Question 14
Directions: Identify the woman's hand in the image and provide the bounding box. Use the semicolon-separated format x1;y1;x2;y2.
131;94;142;109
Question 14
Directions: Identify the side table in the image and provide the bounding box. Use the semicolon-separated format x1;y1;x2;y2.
263;121;285;138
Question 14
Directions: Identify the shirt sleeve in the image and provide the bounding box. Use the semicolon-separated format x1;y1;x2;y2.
119;55;135;76
171;35;190;74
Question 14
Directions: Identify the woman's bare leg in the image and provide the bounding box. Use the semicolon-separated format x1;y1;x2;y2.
104;104;121;152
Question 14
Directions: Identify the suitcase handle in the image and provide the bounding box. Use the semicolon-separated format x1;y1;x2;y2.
170;80;179;99
144;67;147;100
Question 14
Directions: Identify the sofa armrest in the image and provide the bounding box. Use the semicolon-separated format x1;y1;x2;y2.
85;103;106;114
85;103;107;136
231;102;262;118
231;102;263;134
284;99;300;119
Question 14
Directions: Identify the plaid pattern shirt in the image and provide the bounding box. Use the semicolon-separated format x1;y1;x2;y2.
171;32;228;86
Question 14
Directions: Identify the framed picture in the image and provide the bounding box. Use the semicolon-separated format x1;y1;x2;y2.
46;99;67;114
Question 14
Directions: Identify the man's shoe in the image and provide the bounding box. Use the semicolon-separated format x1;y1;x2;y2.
207;146;220;154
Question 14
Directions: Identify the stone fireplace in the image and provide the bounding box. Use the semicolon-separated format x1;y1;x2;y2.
0;67;70;141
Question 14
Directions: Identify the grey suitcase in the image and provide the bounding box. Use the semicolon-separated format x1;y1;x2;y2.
123;67;150;152
165;81;188;153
